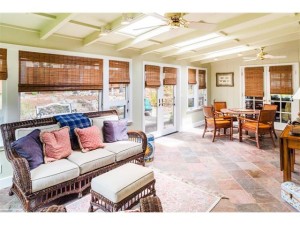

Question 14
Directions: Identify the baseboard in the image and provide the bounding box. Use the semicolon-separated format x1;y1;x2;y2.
181;120;205;131
0;176;12;190
193;120;205;128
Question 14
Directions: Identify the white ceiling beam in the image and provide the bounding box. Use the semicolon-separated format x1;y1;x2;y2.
200;35;300;64
40;13;75;40
190;28;299;62
176;14;299;61
83;13;144;47
230;14;300;39
140;13;270;55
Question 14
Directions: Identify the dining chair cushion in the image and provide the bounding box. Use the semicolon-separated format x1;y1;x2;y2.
207;118;231;125
243;122;271;129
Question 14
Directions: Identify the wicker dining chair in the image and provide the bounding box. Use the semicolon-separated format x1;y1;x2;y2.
262;104;278;139
202;106;233;142
239;109;276;149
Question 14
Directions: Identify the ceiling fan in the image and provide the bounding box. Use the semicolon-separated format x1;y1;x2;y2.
243;47;286;61
135;13;217;30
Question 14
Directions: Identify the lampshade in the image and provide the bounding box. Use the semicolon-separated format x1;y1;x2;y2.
293;88;300;100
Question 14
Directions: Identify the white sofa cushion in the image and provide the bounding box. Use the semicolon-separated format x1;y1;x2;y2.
31;159;79;193
104;141;143;162
67;149;115;175
15;123;60;140
91;163;154;203
91;115;119;142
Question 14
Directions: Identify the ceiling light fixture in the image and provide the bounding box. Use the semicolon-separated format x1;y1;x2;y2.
100;26;112;36
121;13;133;25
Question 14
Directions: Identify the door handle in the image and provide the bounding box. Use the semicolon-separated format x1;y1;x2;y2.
162;99;164;106
158;99;161;107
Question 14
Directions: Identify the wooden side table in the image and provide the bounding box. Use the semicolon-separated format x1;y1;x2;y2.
280;125;300;181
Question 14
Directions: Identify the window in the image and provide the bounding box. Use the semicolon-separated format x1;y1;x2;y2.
108;84;128;119
107;60;130;119
187;68;207;110
18;51;132;121
20;91;100;120
19;51;103;120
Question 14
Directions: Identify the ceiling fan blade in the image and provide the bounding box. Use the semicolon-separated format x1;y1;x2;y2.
264;54;286;59
244;58;257;62
243;56;257;59
187;21;217;30
133;24;166;31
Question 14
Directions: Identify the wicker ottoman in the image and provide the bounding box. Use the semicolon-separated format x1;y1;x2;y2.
89;163;156;212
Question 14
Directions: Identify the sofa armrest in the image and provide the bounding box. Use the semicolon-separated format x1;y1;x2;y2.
127;130;147;154
11;157;32;195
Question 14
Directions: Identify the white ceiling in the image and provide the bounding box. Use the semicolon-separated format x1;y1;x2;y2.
0;12;299;63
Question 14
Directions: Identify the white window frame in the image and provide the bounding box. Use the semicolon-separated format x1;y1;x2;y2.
103;58;132;121
187;67;207;112
0;43;132;123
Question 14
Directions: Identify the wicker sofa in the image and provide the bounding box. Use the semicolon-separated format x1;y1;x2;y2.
0;110;147;212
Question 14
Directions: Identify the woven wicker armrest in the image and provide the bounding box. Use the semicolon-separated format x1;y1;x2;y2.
11;157;32;195
127;130;147;153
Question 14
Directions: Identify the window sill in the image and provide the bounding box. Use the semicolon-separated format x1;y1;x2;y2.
187;107;203;114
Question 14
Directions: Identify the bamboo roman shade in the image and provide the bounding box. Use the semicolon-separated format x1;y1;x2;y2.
19;51;103;92
269;65;293;94
188;68;196;84
109;60;130;84
198;70;206;89
145;65;160;88
244;67;264;97
0;48;7;80
163;67;177;85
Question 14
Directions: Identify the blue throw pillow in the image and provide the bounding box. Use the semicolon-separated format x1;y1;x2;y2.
103;119;129;143
11;129;44;170
54;113;91;150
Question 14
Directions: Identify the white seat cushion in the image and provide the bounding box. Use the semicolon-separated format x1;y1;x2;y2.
104;141;143;162
67;149;115;175
91;163;154;203
31;159;79;193
91;115;119;142
15;123;60;140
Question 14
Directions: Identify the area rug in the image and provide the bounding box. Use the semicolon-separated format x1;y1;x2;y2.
66;170;225;212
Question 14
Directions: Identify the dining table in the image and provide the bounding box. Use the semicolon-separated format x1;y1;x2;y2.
220;108;260;117
220;108;260;135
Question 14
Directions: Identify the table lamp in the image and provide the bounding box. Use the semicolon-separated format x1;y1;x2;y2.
293;88;300;123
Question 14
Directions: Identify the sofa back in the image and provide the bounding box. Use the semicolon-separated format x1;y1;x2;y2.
0;110;119;162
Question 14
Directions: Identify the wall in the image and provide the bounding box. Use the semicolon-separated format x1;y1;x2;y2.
0;27;203;183
207;40;300;109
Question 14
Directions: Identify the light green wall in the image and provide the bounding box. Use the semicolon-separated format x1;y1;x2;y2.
209;40;300;109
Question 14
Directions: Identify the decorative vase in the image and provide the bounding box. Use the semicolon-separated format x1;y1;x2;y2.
145;134;155;162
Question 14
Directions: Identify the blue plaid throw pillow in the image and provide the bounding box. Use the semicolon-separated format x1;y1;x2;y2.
54;113;91;150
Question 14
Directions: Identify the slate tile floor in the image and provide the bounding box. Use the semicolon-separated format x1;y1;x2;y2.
147;127;299;212
0;126;298;212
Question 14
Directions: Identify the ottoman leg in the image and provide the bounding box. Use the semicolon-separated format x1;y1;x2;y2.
88;204;94;212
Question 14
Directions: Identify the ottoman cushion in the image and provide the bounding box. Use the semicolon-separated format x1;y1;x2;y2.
91;163;154;203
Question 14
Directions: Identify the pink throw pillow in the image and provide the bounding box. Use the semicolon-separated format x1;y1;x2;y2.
40;127;72;163
74;126;105;152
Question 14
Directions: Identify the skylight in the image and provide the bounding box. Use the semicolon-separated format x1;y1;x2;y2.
118;15;166;36
201;45;251;60
174;33;221;48
177;36;231;53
